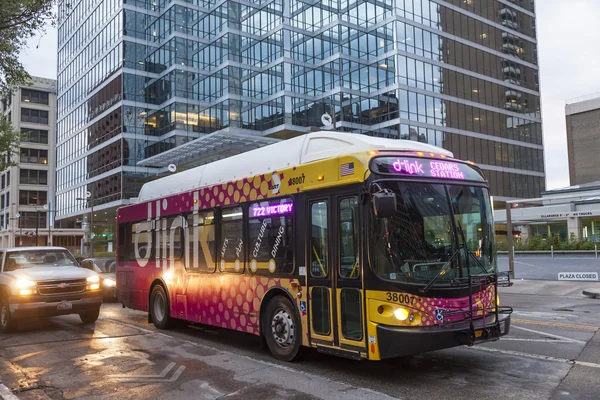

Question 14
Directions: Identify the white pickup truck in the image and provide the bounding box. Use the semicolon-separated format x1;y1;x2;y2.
0;247;103;332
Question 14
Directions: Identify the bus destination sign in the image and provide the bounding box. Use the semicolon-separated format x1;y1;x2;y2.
372;157;485;182
250;202;294;218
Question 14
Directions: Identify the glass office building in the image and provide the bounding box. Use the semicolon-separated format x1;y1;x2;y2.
56;0;544;228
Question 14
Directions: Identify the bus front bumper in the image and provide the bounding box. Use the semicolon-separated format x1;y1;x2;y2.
376;314;511;359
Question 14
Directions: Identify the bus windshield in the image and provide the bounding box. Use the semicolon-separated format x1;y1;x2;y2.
369;181;495;285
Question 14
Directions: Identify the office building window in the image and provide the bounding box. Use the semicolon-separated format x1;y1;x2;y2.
21;108;49;124
19;169;48;185
22;129;49;144
20;148;49;164
19;190;47;206
21;89;49;105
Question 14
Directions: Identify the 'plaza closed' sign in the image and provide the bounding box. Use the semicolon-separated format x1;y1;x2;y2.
557;272;599;281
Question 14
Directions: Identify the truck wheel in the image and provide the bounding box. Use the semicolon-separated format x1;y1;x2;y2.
79;308;100;324
0;298;17;332
262;296;302;361
150;284;175;329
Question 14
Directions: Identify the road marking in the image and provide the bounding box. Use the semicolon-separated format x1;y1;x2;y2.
514;260;544;268
513;318;599;332
470;346;600;369
511;326;586;344
110;361;186;383
107;318;400;399
501;338;570;343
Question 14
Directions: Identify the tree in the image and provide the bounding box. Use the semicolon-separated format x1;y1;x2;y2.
0;115;22;172
0;0;55;171
0;0;55;92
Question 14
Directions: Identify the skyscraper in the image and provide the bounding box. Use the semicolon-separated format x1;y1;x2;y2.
56;0;543;239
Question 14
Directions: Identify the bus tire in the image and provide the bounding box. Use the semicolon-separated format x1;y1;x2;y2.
263;296;301;361
150;284;175;330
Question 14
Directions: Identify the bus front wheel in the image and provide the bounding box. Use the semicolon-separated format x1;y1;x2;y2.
150;284;175;329
263;296;301;361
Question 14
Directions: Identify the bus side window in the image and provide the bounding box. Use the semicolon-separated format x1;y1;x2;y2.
339;197;359;279
247;198;294;275
310;201;328;277
131;221;152;261
186;211;216;272
219;206;244;273
118;222;131;261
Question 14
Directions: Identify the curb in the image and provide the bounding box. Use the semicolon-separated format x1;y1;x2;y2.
0;383;18;400
582;290;600;299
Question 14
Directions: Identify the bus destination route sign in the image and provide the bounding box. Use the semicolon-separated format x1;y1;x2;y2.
371;156;485;182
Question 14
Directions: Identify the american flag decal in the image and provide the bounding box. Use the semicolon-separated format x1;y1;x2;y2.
340;162;354;176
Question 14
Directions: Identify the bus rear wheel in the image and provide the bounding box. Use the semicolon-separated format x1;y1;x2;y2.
263;296;301;361
150;284;175;330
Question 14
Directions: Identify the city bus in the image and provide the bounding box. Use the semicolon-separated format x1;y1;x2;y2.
116;131;512;361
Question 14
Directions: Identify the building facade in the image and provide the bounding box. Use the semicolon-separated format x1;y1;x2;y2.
0;76;84;252
495;181;600;243
566;94;600;187
56;0;544;234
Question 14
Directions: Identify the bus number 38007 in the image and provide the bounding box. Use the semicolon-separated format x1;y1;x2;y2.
386;292;416;305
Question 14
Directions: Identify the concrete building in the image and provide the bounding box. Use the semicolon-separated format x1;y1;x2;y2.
0;76;84;253
566;94;600;186
56;0;543;239
494;181;600;243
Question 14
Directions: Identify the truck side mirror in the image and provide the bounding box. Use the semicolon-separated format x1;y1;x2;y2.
373;191;396;218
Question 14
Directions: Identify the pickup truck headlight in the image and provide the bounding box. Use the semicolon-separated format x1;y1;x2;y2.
15;280;36;296
86;275;100;290
103;278;116;288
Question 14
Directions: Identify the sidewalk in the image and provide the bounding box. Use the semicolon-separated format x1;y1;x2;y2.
499;279;600;298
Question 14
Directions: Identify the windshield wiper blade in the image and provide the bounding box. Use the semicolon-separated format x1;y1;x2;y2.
419;247;461;294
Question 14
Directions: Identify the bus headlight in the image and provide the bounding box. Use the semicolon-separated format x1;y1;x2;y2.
394;308;409;321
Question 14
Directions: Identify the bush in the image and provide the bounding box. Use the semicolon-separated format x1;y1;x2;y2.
497;232;597;251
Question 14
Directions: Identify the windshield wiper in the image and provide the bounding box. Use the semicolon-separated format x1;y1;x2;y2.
419;246;461;294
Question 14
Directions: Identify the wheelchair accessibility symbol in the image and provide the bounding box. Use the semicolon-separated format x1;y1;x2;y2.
300;301;307;313
435;309;444;323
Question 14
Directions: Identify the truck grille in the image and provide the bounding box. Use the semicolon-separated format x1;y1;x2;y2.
37;279;87;295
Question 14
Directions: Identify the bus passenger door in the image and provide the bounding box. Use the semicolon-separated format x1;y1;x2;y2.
334;195;366;357
307;195;366;359
307;199;335;347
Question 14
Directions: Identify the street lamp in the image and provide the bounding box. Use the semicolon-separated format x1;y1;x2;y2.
76;190;93;257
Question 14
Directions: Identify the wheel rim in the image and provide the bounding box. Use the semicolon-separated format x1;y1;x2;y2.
1;306;8;328
153;293;165;322
271;308;295;348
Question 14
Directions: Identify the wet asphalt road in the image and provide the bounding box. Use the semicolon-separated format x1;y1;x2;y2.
0;287;599;400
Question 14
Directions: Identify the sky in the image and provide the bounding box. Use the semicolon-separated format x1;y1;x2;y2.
18;1;600;191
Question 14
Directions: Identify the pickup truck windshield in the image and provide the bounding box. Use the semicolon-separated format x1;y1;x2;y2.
4;250;79;271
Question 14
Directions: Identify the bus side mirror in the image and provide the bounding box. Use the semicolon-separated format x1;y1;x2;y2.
373;191;396;218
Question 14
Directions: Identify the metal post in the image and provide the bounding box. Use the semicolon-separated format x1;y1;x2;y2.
35;209;39;246
506;203;514;280
90;197;94;258
596;244;598;259
551;245;554;258
48;208;52;246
